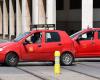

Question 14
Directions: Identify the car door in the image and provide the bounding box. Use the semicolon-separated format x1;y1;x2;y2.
42;31;63;60
21;32;46;61
93;31;100;57
74;31;97;57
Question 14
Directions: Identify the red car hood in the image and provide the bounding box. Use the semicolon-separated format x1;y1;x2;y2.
0;42;16;48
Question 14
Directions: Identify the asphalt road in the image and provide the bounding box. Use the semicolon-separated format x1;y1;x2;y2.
0;58;100;80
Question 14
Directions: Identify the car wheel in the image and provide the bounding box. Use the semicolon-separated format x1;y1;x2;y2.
1;63;6;66
5;53;19;67
61;53;74;66
52;61;55;65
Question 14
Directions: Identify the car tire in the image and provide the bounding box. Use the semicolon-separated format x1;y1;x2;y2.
52;61;55;65
1;63;6;66
5;53;19;67
61;53;74;66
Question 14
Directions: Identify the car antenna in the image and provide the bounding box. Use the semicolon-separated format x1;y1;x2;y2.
87;25;91;29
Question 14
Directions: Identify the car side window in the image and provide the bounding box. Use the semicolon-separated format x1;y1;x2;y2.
31;32;42;43
78;31;94;40
46;32;60;42
25;32;42;44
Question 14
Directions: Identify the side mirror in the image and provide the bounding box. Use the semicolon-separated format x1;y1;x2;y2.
23;41;27;45
23;40;30;45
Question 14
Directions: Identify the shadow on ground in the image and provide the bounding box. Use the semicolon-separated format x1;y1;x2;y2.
0;59;100;67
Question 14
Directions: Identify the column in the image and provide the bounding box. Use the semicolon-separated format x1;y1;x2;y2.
16;0;22;36
0;2;2;35
32;0;39;25
46;0;56;29
38;0;46;24
9;0;15;39
3;0;8;39
22;0;30;33
32;0;46;30
82;0;93;29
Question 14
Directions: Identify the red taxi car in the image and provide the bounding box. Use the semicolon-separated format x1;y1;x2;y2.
0;30;75;66
71;28;100;58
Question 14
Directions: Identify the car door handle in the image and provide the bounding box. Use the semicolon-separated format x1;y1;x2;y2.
91;42;95;44
38;45;41;47
58;43;62;46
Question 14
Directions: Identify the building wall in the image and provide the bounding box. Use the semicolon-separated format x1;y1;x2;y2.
94;9;100;27
0;0;56;39
57;0;100;34
57;0;100;22
0;0;100;39
56;0;81;34
94;9;100;21
57;0;81;22
0;2;2;36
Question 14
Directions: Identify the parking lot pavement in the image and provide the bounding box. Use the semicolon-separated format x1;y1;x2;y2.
0;66;42;80
0;74;41;80
5;62;98;80
0;61;99;80
16;62;98;80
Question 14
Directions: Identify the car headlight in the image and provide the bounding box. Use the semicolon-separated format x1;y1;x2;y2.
0;48;3;51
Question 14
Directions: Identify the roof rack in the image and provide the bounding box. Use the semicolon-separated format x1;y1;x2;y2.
30;24;56;30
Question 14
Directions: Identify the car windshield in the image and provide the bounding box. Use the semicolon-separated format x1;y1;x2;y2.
14;32;30;42
70;30;81;38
